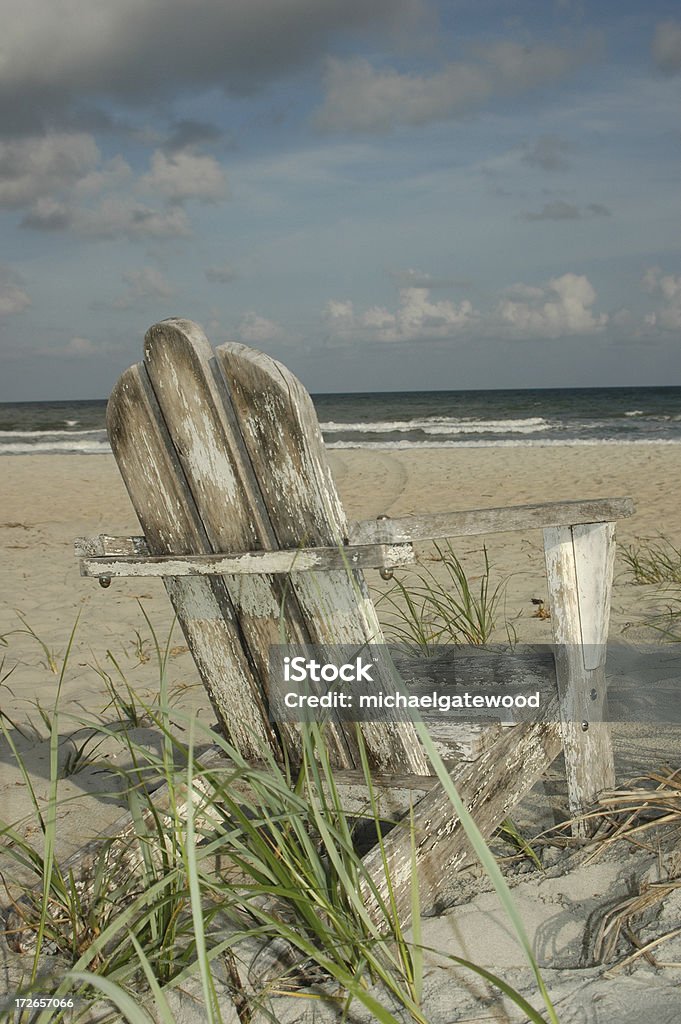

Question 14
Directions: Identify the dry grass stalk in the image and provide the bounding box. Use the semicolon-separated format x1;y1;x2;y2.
594;879;681;965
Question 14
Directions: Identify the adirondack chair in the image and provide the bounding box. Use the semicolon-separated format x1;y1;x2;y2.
66;318;635;924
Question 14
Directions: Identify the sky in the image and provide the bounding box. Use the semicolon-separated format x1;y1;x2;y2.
0;0;679;400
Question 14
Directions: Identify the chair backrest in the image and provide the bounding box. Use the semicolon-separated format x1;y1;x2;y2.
107;318;428;774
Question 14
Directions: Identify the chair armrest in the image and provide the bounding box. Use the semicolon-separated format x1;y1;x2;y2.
348;497;634;545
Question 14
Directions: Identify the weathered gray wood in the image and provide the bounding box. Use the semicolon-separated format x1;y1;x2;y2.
75;535;150;557
361;693;563;923
65;316;630;946
543;524;616;833
76;491;634;559
349;497;634;545
110;319;427;773
572;522;616;670
139;317;333;761
78;542;416;578
216;339;429;776
107;362;278;761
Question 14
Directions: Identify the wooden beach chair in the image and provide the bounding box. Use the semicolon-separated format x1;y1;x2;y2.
68;318;634;924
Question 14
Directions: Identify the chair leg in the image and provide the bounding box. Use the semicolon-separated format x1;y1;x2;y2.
543;522;616;835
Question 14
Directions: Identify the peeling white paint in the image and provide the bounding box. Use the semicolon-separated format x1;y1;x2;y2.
231;574;282;617
181;408;238;504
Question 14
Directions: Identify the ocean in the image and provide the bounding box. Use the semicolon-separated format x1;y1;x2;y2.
1;386;681;455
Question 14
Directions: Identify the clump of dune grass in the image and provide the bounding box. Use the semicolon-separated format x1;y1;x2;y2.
495;819;544;872
378;542;506;652
621;538;681;585
619;538;681;641
0;613;559;1024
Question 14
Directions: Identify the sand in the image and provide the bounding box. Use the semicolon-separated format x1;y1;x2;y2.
2;444;678;739
1;445;681;1020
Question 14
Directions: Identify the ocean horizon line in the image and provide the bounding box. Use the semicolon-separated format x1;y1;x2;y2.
3;382;681;407
2;385;681;455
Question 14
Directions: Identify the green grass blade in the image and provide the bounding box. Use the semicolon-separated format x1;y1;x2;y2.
183;721;223;1024
31;615;80;980
61;972;156;1023
127;931;176;1024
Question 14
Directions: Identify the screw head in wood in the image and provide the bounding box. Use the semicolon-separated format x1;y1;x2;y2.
99;576;112;588
581;720;589;731
590;688;598;701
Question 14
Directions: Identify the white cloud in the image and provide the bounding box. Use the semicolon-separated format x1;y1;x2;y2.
498;273;607;337
315;39;589;131
316;57;490;132
326;273;609;344
325;299;355;323
0;133;100;208
73;155;132;197
141;150;228;204
86;199;191;239
325;287;478;343
22;196;191;239
0;131;227;239
652;21;681;74
0;133;194;239
237;311;282;343
397;288;476;335
113;267;174;309
643;267;681;330
20;197;73;230
0;266;30;315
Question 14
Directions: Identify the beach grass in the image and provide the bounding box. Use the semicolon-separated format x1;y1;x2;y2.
0;614;559;1024
377;542;507;651
619;538;681;641
621;538;681;586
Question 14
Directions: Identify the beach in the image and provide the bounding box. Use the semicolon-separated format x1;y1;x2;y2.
2;444;681;1020
2;443;678;678
1;445;680;821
